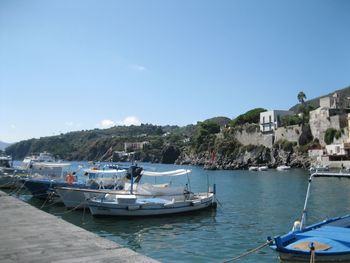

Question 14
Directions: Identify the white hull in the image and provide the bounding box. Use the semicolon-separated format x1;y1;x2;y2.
88;193;215;216
55;188;128;209
277;165;291;171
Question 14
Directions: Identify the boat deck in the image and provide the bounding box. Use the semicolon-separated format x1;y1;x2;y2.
0;190;158;263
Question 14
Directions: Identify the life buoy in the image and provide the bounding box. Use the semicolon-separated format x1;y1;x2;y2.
65;174;74;184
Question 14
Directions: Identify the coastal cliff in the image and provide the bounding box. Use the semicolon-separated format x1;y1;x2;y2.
175;145;310;170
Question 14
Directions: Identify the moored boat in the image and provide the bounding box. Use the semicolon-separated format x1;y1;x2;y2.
276;165;291;171
87;167;217;216
269;172;350;262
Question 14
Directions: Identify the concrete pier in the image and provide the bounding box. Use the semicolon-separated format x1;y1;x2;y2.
0;191;159;263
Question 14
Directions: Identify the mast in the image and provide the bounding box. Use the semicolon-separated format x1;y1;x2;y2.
300;173;314;229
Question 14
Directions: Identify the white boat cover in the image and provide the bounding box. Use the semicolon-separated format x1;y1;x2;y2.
31;162;71;168
141;169;191;177
84;169;126;174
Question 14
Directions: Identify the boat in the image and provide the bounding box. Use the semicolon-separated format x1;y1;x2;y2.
258;166;268;171
309;164;329;173
276;165;291;171
0;155;25;188
249;166;259;171
87;167;217;216
269;172;350;262
22;163;127;200
55;167;128;208
21;162;73;199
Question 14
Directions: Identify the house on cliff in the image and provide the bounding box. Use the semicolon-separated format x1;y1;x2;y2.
259;110;294;133
309;93;350;166
309;93;349;146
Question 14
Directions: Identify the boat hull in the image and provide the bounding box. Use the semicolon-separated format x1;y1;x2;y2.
88;193;215;216
278;252;350;262
271;215;350;262
55;188;118;209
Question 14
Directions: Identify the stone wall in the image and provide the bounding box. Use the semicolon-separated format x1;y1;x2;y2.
309;107;346;145
234;130;274;148
274;125;301;145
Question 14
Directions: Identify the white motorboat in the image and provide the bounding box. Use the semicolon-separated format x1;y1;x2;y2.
258;166;268;171
87;167;217;216
276;165;291;171
248;166;258;171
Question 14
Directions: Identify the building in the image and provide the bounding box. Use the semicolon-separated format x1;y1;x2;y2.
319;92;343;109
259;110;294;133
124;141;149;152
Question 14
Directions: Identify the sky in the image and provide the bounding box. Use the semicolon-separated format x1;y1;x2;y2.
1;0;350;143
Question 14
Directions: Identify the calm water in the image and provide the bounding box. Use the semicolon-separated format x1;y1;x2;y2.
11;162;350;262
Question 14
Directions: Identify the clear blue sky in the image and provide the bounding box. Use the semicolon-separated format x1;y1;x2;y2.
1;0;349;143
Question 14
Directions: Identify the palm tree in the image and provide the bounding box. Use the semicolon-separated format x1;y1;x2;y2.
297;91;306;104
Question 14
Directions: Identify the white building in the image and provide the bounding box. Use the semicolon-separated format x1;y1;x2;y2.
326;143;346;156
259;110;294;132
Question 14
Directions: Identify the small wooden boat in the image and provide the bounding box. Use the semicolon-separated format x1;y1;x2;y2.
87;167;217;216
88;192;216;216
269;172;350;262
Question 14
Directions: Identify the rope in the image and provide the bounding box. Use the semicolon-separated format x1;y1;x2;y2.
62;201;87;214
9;181;26;196
223;240;272;262
40;192;55;209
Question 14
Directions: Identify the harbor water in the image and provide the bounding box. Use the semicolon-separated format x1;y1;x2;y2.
11;162;350;262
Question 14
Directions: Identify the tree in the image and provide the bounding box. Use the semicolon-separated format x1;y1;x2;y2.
297;91;306;104
230;108;267;127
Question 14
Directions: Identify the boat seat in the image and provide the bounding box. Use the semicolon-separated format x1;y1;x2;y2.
292;241;331;251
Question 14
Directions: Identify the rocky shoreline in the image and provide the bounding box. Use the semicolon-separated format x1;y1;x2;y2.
175;148;311;170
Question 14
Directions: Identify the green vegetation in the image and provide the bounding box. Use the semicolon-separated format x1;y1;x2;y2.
193;121;220;152
230;108;267;127
280;115;302;127
324;128;344;145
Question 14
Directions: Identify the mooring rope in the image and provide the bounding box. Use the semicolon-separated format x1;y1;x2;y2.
9;181;26;196
61;201;87;214
40;192;55;209
223;240;272;262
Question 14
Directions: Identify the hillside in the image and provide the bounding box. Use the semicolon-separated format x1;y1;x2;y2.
0;141;12;151
5;124;195;161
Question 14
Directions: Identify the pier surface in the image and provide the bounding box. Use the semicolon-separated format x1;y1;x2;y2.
0;190;159;263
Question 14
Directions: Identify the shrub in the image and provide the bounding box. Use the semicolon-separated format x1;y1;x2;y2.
324;128;337;145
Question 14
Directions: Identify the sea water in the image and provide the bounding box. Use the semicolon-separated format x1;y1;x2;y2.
14;162;350;262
